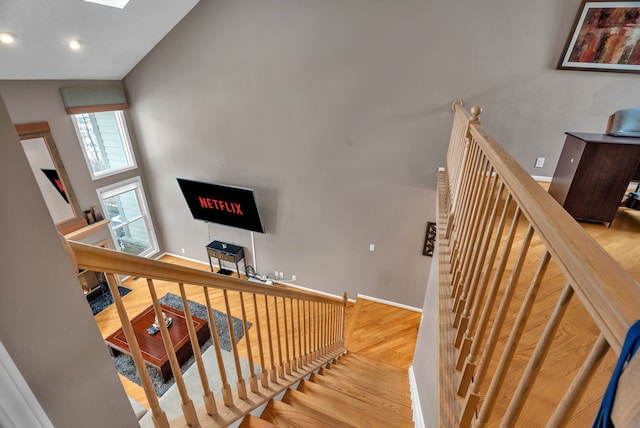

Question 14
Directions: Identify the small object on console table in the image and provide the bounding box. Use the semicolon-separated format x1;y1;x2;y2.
206;240;247;278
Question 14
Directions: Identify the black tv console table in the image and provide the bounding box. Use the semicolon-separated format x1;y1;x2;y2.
206;240;246;277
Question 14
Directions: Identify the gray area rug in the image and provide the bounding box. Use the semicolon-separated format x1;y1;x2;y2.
112;293;250;397
89;285;132;315
138;344;259;427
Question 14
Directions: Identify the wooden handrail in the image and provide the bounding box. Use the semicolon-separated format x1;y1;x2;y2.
465;120;640;354
68;240;342;305
441;101;640;426
68;240;346;427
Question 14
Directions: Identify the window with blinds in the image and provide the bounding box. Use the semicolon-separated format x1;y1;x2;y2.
71;110;136;179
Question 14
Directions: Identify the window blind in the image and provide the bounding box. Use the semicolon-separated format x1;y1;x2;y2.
59;86;128;115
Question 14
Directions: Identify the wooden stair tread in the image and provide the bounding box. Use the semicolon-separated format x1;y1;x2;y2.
283;388;393;428
316;368;412;407
332;360;408;383
319;366;411;401
324;364;411;399
334;357;409;380
343;352;409;374
344;298;420;370
309;372;412;415
298;379;413;425
262;399;352;428
238;414;278;428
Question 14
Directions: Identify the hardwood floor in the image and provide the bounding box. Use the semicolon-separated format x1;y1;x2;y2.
541;179;640;281
91;192;639;424
448;181;640;427
93;257;421;411
345;298;421;370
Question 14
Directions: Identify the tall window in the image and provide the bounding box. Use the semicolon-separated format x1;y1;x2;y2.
97;177;158;258
72;110;136;179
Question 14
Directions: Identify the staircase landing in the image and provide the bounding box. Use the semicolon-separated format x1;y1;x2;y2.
345;297;422;370
240;297;421;427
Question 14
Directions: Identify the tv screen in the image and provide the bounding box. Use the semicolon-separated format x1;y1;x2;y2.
41;168;69;203
177;178;265;233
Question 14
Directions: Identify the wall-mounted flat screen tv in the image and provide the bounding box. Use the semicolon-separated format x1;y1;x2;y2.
177;178;265;233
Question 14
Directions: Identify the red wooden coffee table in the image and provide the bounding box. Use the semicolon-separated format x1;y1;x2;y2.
105;304;210;382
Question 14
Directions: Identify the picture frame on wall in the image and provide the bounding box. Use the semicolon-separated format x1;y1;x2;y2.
422;222;436;257
558;1;640;73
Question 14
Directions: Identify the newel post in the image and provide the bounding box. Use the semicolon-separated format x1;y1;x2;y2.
341;292;348;348
465;105;482;146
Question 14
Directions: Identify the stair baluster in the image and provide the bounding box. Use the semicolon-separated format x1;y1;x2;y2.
147;279;199;426
223;289;247;399
272;296;284;378
263;295;278;383
204;287;234;407
238;291;259;393
289;298;297;372
281;297;292;375
178;282;218;416
252;293;269;388
105;273;170;428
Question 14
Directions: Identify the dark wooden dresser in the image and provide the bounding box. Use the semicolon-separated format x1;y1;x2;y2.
548;132;640;226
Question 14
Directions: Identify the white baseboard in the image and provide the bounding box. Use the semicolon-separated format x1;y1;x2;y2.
161;253;421;309
275;280;355;302
409;365;425;428
531;175;552;182
161;253;352;301
157;252;209;266
356;294;422;313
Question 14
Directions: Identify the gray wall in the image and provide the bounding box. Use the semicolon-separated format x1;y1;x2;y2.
1;0;637;422
124;0;639;307
413;243;439;427
124;0;438;306
0;94;136;427
0;80;162;249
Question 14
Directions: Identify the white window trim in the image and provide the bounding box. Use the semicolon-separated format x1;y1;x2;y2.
97;176;159;258
71;110;138;180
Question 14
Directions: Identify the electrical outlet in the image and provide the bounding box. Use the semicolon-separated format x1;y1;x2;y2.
279;272;284;279
535;157;545;168
181;248;185;254
369;244;375;252
292;274;297;281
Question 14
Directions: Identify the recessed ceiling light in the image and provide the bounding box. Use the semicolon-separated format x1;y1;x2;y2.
68;40;83;50
85;0;130;8
0;33;16;45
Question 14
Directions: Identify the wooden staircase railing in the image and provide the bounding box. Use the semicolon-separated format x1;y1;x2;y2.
67;240;347;428
240;352;414;427
439;100;640;426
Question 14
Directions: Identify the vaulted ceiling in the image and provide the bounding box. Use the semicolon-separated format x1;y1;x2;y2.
0;0;200;80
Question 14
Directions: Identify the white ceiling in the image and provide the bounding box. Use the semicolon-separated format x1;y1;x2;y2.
0;0;200;80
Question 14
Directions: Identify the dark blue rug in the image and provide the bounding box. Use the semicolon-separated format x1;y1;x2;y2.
89;286;132;315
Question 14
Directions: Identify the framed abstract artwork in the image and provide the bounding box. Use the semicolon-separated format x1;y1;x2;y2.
558;1;640;73
422;222;436;257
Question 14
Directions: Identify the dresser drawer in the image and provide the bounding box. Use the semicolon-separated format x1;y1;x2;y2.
207;248;237;263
